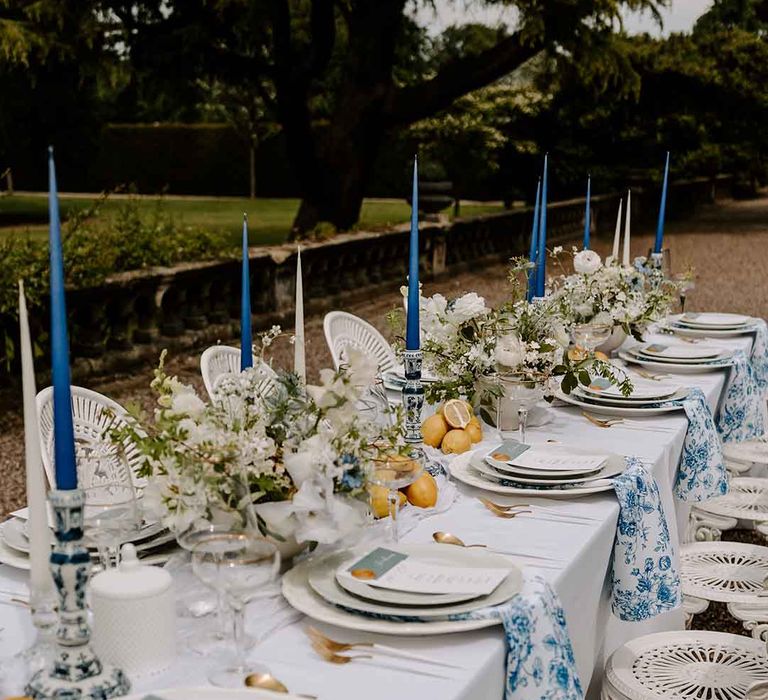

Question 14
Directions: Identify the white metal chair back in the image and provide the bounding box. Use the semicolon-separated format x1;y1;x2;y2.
200;345;277;400
36;386;146;491
323;311;398;374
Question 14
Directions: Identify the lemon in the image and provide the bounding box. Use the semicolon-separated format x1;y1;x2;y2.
443;399;472;429
568;347;588;362
404;472;438;508
465;416;483;444
421;413;449;448
594;350;609;362
442;428;472;454
369;485;406;519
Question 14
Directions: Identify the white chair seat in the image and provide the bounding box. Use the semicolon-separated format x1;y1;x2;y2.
200;345;276;401
323;311;397;374
37;386;145;490
681;541;768;604
724;441;768;468
604;631;768;700
694;478;768;524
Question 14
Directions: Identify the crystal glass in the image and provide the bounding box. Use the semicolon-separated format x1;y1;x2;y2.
674;273;696;314
368;448;425;543
83;481;141;569
192;531;280;688
496;374;544;444
570;323;613;353
356;377;393;428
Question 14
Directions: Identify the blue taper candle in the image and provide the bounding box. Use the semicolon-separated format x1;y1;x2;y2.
527;178;541;302
654;151;670;254
583;175;591;250
406;156;420;350
47;148;77;490
536;154;548;297
240;213;253;370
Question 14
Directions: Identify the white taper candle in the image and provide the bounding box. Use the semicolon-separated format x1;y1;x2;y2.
294;247;306;382
611;198;623;263
18;280;53;597
622;190;631;267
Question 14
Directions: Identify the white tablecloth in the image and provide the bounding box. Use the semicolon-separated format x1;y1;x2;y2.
0;331;757;700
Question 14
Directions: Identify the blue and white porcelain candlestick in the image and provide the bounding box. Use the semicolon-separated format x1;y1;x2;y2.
25;489;130;699
402;349;424;444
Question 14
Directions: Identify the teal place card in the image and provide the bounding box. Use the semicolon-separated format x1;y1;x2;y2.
347;548;408;578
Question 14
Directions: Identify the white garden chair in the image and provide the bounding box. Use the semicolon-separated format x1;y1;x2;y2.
602;631;768;700
323;311;397;374
200;345;277;401
36;386;146;490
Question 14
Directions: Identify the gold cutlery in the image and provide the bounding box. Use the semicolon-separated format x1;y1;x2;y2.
307;627;463;669
478;497;531;519
633;368;665;381
244;672;317;698
311;637;372;664
432;531;486;548
581;411;622;428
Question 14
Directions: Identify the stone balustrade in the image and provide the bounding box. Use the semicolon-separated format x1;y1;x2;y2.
3;175;731;385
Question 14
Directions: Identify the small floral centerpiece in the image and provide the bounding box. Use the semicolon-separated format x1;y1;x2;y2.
550;248;676;340
112;340;405;547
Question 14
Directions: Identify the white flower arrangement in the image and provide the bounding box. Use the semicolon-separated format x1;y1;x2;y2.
112;341;405;545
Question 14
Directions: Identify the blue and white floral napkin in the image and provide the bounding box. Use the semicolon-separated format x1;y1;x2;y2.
751;319;768;391
715;349;766;443
668;387;729;501
610;458;681;621
341;572;583;700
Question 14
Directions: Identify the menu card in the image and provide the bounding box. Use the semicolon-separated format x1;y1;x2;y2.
487;440;606;473
339;547;509;595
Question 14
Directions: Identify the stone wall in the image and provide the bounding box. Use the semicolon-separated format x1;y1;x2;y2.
6;176;731;385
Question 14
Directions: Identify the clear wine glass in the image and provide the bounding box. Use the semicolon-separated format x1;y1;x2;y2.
570;323;613;353
192;531;280;688
496;374;544;444
674;273;696;315
83;481;141;569
368;448;425;543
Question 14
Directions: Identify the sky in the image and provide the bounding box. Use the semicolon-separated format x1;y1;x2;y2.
414;1;711;36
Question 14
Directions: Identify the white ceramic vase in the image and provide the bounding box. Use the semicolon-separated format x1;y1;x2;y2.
597;327;628;355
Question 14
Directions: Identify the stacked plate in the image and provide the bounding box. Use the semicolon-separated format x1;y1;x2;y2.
382;369;439;391
0;513;176;571
619;341;732;374
669;312;758;338
447;442;624;497
282;543;521;635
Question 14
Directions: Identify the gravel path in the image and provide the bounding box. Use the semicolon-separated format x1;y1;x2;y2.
2;193;767;525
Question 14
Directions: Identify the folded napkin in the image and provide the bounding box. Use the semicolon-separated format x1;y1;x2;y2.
716;349;766;443
611;458;681;621
670;388;728;502
751;319;768;391
340;573;583;700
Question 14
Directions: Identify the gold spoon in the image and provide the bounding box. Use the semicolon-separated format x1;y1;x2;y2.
244;673;318;699
432;531;486;548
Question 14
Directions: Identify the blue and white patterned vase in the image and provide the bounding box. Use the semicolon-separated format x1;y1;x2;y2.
25;489;130;699
402;348;425;444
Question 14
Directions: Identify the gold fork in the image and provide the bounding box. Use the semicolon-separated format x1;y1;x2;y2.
307;627;462;668
633;368;668;381
310;638;372;664
478;497;532;519
581;411;623;428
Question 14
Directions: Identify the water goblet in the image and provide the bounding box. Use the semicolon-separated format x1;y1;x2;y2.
83;481;141;569
495;374;544;444
674;273;696;314
570;323;613;353
191;532;280;688
368;448;425;543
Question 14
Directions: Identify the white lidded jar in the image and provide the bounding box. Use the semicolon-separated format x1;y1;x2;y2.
91;543;176;677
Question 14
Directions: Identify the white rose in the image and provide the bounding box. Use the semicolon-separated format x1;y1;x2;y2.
448;293;489;324
573;250;602;275
169;389;206;418
551;322;570;348
494;334;526;370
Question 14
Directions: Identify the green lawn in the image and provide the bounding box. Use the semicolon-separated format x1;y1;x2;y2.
0;194;505;246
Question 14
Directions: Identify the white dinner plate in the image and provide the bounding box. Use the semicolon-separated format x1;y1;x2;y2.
581;378;680;402
678;312;751;328
122;689;305;700
282;558;501;635
573;387;680;408
485;442;605;475
618;349;733;374
637;343;721;361
668;319;759;338
446;450;617;498
336;573;480;606
0;518;54;553
0;538;30;570
311;546;521;617
625;346;730;365
477;455;625;485
556;389;686;416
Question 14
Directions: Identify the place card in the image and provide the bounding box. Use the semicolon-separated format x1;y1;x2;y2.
340;547;509;595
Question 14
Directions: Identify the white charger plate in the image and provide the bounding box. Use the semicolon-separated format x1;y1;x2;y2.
574;387;681;407
678;312;751;328
637;344;721;360
282;558;501;635
618;349;733;374
477;455;624;485
446;450;616;498
668;320;759;338
311;546;521;617
557;389;686;416
122;689;304;700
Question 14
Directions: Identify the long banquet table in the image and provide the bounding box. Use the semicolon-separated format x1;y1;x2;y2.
0;330;758;700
